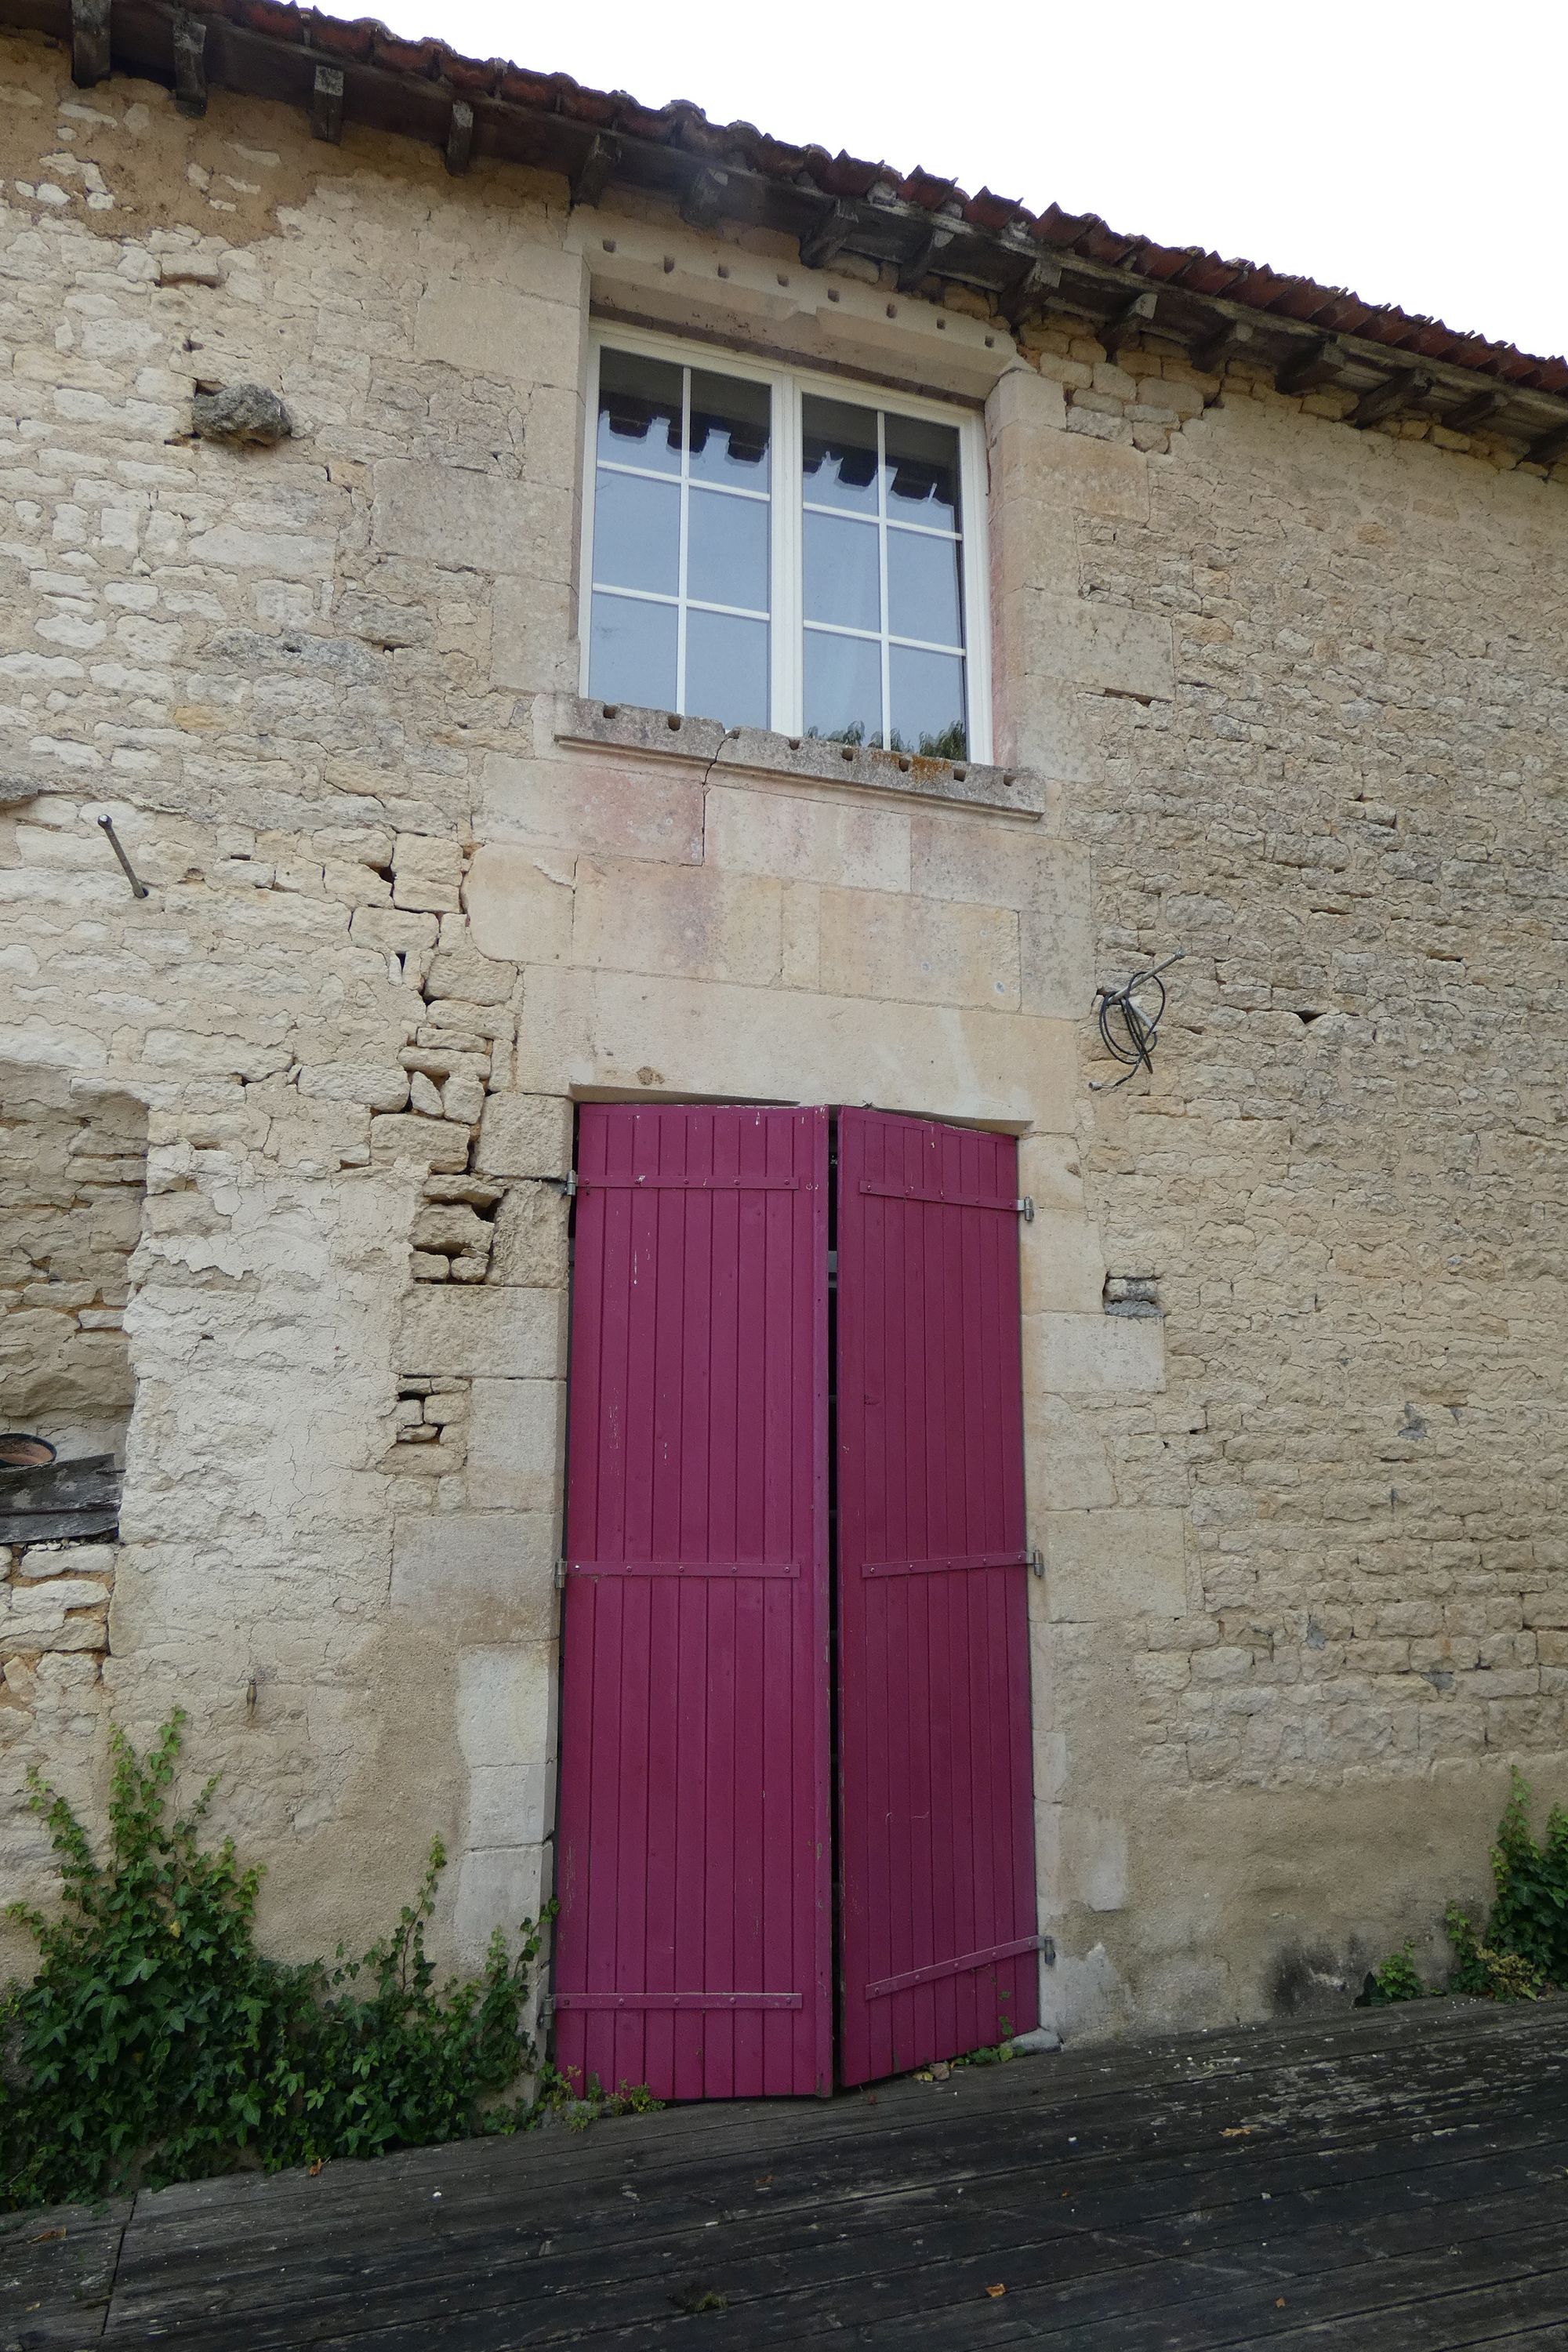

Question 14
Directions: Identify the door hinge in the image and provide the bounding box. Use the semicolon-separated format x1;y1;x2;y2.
1016;1196;1034;1221
1030;1547;1045;1578
554;1559;568;1590
546;1169;579;1198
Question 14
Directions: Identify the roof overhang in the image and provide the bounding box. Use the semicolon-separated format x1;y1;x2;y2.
13;0;1568;465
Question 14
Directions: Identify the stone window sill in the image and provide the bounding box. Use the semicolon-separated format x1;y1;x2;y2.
550;696;1047;818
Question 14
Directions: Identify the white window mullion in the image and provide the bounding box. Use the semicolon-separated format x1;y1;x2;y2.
957;406;993;763
675;365;691;715
577;339;602;696
773;372;802;735
876;409;891;752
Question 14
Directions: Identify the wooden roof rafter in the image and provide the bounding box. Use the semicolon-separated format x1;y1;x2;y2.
13;0;1567;462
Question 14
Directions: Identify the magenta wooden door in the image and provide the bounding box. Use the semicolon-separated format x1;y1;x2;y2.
553;1104;833;2102
835;1109;1040;2085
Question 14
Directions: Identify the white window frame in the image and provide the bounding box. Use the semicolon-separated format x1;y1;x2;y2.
579;324;993;764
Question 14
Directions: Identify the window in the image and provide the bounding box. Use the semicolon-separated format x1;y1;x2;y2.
582;332;992;762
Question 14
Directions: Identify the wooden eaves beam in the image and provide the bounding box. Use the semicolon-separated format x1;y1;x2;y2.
23;0;1568;463
570;134;621;210
1276;336;1353;395
1192;318;1254;373
1098;288;1159;358
1349;368;1432;427
445;99;474;176
71;0;109;85
171;6;205;115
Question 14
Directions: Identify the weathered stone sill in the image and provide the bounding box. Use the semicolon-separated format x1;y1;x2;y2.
550;696;1047;818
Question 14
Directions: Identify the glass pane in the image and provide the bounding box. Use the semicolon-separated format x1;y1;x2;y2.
804;630;882;747
597;347;682;474
889;645;967;759
802;395;880;514
688;369;771;490
590;592;677;711
804;510;880;631
592;468;679;596
884;412;961;531
688;485;768;612
686;610;769;730
887;526;963;648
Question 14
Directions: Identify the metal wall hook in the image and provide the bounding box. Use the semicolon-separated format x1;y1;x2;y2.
98;815;149;899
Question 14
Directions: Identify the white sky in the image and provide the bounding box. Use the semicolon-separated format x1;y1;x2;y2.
318;0;1568;365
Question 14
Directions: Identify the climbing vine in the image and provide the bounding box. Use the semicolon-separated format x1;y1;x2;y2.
1;1714;558;2209
1360;1766;1568;2005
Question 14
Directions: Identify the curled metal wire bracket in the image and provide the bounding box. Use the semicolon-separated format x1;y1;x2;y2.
1091;951;1184;1091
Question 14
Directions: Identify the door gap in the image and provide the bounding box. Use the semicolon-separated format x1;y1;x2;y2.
826;1107;844;2083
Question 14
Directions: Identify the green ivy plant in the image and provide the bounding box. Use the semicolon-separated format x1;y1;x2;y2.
1359;1767;1568;2008
1;1713;561;2210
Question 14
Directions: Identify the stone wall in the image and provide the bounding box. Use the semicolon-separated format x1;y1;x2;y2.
1;1066;144;1457
0;23;1565;2042
998;313;1568;2030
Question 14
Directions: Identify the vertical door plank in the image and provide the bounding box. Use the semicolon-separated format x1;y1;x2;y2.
555;1104;830;2100
837;1109;1039;2086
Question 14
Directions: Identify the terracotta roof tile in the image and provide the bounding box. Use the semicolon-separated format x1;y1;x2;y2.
21;0;1565;396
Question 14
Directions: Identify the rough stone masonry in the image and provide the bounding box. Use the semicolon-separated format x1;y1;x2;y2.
0;15;1565;2045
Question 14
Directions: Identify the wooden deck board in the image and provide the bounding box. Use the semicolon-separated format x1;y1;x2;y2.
9;1999;1567;2350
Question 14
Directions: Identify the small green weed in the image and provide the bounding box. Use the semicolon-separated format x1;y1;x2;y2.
1355;1937;1428;2005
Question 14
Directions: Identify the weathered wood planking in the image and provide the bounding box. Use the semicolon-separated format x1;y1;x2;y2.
0;2194;131;2347
5;1998;1552;2349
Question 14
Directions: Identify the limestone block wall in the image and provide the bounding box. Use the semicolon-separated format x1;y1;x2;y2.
0;24;1565;2045
999;308;1568;2032
0;1065;145;1457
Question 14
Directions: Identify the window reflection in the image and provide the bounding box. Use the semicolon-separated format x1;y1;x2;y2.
886;527;962;648
889;646;967;759
689;370;771;490
592;470;679;598
804;630;882;746
688;611;769;730
802;397;880;514
884;412;960;529
800;393;967;756
596;348;681;473
586;347;975;756
688;486;768;612
804;511;880;632
589;347;773;727
590;595;677;712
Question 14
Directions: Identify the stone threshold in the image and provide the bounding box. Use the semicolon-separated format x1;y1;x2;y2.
550;695;1047;818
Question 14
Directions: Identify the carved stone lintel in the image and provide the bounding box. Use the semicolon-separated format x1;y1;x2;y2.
445;98;474;176
172;9;206;117
312;62;344;145
71;0;111;87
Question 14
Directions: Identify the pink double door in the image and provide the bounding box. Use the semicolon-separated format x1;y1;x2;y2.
553;1104;1039;2101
